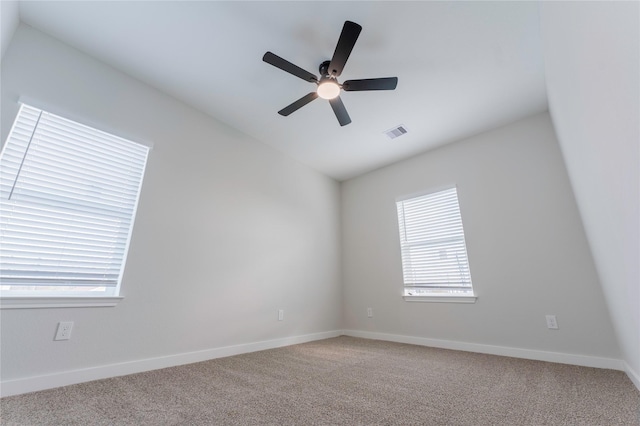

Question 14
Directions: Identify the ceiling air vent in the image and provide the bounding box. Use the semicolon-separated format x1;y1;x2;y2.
384;125;408;140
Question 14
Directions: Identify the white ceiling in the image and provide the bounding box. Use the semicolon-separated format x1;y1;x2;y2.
12;1;547;181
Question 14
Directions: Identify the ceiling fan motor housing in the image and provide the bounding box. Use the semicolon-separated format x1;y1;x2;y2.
319;60;333;78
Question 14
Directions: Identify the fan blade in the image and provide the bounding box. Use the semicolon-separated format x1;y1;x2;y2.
263;52;318;83
342;77;398;91
278;92;318;116
328;21;362;77
329;96;351;126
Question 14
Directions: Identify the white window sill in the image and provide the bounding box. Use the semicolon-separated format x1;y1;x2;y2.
0;296;123;309
403;295;477;303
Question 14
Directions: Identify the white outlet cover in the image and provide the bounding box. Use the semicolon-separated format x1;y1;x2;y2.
54;321;74;340
545;315;558;330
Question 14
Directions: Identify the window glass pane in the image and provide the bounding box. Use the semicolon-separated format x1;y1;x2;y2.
397;187;474;296
0;104;149;297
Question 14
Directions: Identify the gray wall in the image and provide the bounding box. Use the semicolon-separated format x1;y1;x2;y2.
540;2;640;383
0;1;18;60
1;25;342;381
341;113;619;358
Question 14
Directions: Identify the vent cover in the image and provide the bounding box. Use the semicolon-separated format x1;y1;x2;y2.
384;125;408;139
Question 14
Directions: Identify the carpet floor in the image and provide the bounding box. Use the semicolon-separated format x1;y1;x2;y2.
1;336;639;425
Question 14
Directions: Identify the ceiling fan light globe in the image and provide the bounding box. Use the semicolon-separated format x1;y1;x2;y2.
317;81;341;100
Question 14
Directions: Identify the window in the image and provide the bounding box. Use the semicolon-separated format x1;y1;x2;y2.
0;104;149;301
396;187;475;302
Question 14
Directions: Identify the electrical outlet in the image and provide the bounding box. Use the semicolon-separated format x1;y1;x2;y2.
545;315;558;330
54;321;74;340
278;309;284;321
367;307;373;318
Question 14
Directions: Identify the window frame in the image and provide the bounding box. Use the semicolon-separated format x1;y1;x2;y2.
396;185;477;304
0;102;150;309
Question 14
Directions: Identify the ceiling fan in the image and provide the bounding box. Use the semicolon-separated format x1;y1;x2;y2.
263;21;398;126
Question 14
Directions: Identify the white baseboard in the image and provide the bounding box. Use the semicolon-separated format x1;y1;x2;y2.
0;330;342;397
623;362;640;392
3;330;631;398
342;330;624;371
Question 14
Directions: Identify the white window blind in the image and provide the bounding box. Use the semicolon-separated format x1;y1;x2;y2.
0;104;149;297
396;187;474;297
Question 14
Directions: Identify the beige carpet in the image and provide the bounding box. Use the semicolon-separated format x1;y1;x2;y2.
1;336;639;425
